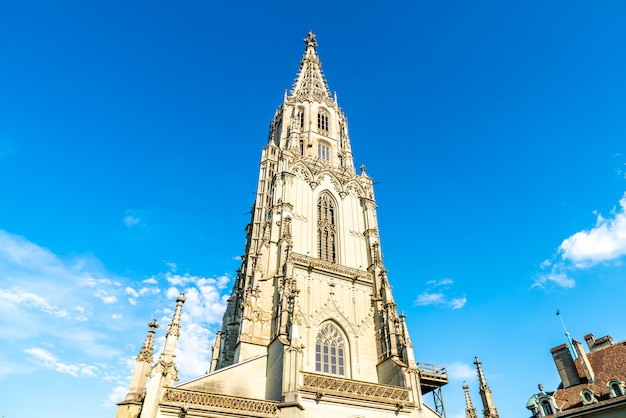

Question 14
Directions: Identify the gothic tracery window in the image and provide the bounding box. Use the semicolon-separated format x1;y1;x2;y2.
318;142;330;161
318;110;329;135
315;322;346;376
317;193;337;262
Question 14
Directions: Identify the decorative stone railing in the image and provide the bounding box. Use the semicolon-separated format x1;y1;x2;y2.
162;388;278;417
300;372;410;404
288;252;372;282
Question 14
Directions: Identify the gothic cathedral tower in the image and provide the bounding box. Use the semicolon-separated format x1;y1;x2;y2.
116;32;447;418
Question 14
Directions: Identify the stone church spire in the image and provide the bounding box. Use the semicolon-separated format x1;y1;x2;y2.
266;31;355;172
290;31;331;102
139;293;186;418
463;382;479;418
117;32;449;418
123;319;159;402
474;357;499;418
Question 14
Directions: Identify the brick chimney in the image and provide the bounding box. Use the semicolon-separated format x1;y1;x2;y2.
551;343;580;388
584;333;614;353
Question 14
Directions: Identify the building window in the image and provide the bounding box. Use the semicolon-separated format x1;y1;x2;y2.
580;389;598;405
317;193;337;262
318;110;329;135
315;322;346;376
539;400;553;416
318;143;330;161
298;107;305;129
608;379;626;398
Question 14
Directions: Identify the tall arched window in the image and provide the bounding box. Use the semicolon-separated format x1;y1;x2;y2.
317;193;337;262
315;322;346;376
317;142;330;161
298;106;305;130
318;110;329;135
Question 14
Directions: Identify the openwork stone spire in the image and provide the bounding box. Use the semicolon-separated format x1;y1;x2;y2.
290;31;331;102
474;357;499;418
137;318;159;363
463;382;479;418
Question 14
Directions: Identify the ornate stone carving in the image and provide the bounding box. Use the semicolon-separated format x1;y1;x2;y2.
137;318;159;363
300;372;410;404
162;389;278;417
288;252;371;282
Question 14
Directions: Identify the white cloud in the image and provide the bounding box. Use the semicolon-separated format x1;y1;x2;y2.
559;193;626;266
106;385;129;406
535;192;626;289
95;289;118;304
533;271;575;289
415;292;444;306
25;347;98;378
446;361;475;381
414;278;466;309
449;297;467;310
0;229;233;407
0;288;68;318
152;274;231;379
123;215;141;227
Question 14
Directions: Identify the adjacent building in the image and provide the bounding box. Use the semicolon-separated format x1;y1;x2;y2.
116;32;448;418
526;333;626;417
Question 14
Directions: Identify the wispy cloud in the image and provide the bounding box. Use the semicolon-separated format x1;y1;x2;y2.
446;361;475;381
534;192;626;289
25;347;97;377
559;194;626;266
0;288;68;318
413;278;467;310
0;229;234;407
123;214;141;227
160;274;231;378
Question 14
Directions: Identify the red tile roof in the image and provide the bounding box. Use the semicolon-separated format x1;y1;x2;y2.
552;338;626;413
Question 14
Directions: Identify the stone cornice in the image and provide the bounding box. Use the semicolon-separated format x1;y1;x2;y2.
287;252;371;283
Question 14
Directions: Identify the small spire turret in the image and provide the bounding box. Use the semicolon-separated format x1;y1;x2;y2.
474;357;499;418
137;318;159;363
139;294;186;418
463;382;479;418
123;319;159;401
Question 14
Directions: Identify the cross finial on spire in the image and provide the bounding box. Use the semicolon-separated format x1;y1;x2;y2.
148;318;159;331
474;356;499;418
304;30;317;52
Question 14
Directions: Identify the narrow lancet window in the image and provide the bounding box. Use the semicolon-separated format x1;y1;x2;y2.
318;110;329;135
318;143;330;161
298;107;305;129
317;193;337;262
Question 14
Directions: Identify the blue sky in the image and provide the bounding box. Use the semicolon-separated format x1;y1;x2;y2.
1;1;626;417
